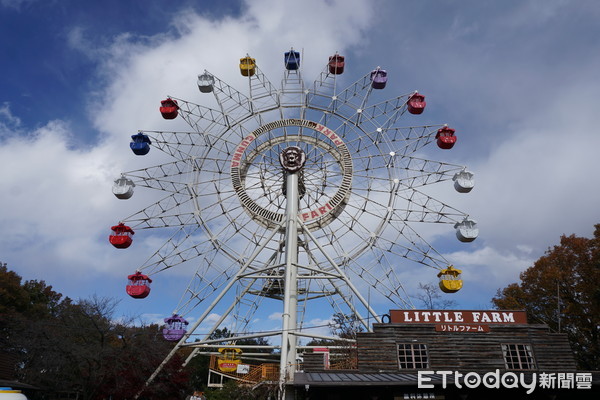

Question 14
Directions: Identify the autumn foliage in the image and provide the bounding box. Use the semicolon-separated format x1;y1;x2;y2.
0;264;190;400
493;224;600;370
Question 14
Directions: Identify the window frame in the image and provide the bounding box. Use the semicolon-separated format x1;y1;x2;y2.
501;343;536;370
397;343;429;369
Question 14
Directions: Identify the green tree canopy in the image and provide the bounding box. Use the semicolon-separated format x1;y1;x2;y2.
492;224;600;370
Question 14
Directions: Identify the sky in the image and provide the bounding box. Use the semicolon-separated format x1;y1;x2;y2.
1;0;600;339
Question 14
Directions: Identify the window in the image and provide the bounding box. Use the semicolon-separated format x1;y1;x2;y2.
398;343;429;369
501;344;536;370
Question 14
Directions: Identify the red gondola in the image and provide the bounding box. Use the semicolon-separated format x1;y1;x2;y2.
160;98;179;119
109;223;134;249
126;271;152;299
436;126;457;149
407;92;426;115
328;54;344;74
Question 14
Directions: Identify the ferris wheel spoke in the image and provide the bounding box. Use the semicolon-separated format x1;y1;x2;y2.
349;94;414;133
395;157;466;188
121;161;194;192
394;187;468;224
384;125;447;156
326;71;373;114
246;65;281;116
176;270;248;319
209;73;255;127
142;130;210;160
344;253;413;308
170;97;230;136
121;192;199;229
367;94;418;130
378;220;450;269
135;225;211;274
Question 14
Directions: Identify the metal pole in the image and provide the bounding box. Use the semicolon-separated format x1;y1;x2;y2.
280;170;299;399
278;146;305;400
135;224;282;399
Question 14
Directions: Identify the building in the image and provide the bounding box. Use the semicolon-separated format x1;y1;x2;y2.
294;310;600;399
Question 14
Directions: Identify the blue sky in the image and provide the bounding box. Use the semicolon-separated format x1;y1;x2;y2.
2;0;600;337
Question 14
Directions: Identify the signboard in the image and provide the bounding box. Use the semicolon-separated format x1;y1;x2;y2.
236;364;250;374
313;347;330;368
435;324;490;333
389;310;527;325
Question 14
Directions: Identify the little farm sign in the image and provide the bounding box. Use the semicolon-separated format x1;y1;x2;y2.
389;310;528;325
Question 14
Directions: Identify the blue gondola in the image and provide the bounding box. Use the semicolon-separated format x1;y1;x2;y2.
130;132;152;156
285;50;300;70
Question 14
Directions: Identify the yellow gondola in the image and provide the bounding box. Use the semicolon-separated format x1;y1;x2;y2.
438;265;463;293
239;56;256;77
217;347;242;372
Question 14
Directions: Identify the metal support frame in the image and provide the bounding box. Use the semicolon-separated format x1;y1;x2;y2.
280;170;300;399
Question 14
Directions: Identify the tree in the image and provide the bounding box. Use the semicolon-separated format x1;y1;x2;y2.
413;282;458;309
1;264;190;400
493;224;600;370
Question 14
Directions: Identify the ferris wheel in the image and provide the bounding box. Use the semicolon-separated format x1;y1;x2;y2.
109;49;477;392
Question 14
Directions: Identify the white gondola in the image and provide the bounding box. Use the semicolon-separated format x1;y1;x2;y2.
112;176;135;199
453;170;475;193
197;72;215;93
455;218;478;242
0;388;28;400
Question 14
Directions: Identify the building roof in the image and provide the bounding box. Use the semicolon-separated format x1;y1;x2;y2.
294;371;600;388
294;371;440;387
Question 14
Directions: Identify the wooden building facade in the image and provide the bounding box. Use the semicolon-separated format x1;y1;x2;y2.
293;310;599;400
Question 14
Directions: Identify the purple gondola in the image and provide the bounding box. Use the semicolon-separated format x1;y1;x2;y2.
370;67;387;89
162;314;189;341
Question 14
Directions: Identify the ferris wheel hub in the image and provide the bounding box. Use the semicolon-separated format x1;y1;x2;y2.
230;119;353;231
279;146;306;172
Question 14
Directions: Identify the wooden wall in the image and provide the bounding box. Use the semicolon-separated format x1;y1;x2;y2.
0;352;17;380
356;323;577;372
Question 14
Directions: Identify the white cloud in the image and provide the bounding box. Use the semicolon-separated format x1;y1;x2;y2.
268;312;283;321
0;102;22;137
3;0;600;332
0;0;36;10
